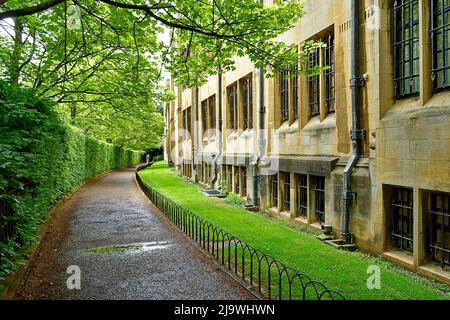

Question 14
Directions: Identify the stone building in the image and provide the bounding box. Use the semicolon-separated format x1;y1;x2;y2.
163;0;450;284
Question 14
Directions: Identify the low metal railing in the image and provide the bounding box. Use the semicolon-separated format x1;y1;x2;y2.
135;169;345;300
0;187;24;244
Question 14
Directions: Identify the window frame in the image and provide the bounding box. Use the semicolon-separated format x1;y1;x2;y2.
243;80;249;130
271;174;279;208
209;95;216;130
429;192;450;269
186;107;192;137
315;177;326;224
182;109;187;135
241;77;254;130
248;78;253;128
199;163;204;182
201;99;208;135
296;174;308;218
431;0;450;92
280;70;290;123
283;173;291;212
324;34;336;113
391;187;414;252
227;165;233;193
235;167;240;194
228;84;238;130
308;48;321;117
242;168;247;197
393;0;420;98
291;66;299;120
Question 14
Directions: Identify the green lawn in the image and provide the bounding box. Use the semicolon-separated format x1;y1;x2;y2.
139;162;450;300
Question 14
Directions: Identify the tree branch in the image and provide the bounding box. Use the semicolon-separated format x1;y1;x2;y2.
0;0;65;20
98;0;247;40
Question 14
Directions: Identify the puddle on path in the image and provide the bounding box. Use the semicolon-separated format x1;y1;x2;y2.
80;241;173;255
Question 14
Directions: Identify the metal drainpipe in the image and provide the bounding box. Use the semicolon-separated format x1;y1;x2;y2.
253;0;266;208
341;0;363;243
211;70;223;189
219;71;224;185
193;85;199;182
253;66;265;207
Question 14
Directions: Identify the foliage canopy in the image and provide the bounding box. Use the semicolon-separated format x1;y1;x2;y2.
0;0;319;149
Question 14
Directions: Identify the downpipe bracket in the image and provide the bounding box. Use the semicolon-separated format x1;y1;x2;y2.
350;129;366;141
349;74;368;88
342;191;357;201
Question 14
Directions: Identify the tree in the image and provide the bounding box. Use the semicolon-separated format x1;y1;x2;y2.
1;1;321;85
1;1;167;149
0;0;321;148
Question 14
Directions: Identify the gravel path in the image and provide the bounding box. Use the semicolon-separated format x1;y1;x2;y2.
14;168;252;300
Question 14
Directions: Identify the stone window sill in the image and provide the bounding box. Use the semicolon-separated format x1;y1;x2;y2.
303;113;336;132
383;249;414;268
419;263;450;285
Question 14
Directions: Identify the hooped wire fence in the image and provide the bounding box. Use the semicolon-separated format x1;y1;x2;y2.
135;169;345;300
0;185;27;244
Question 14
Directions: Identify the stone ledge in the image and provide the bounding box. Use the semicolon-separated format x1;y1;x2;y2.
419;264;450;286
383;250;414;269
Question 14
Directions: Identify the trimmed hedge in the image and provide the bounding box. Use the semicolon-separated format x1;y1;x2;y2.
0;81;142;283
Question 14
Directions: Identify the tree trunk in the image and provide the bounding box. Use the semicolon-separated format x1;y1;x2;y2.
70;106;77;122
10;17;23;84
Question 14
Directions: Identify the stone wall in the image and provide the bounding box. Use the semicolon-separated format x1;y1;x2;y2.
163;0;450;284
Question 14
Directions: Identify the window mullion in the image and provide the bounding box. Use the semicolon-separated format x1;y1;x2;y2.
442;0;447;87
402;2;406;96
432;0;437;82
441;196;446;266
409;0;414;94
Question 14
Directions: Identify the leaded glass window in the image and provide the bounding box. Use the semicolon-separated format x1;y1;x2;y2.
308;49;320;116
393;0;420;97
431;0;450;91
280;70;289;122
391;188;414;252
324;34;335;113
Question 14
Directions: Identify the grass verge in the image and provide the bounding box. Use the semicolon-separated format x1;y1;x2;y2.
138;162;450;300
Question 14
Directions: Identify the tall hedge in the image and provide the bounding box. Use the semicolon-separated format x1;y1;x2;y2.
0;81;142;282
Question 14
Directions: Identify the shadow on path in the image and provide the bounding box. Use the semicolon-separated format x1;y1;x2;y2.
14;168;252;300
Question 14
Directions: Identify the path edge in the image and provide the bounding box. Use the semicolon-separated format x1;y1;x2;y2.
0;168;125;300
134;167;263;301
